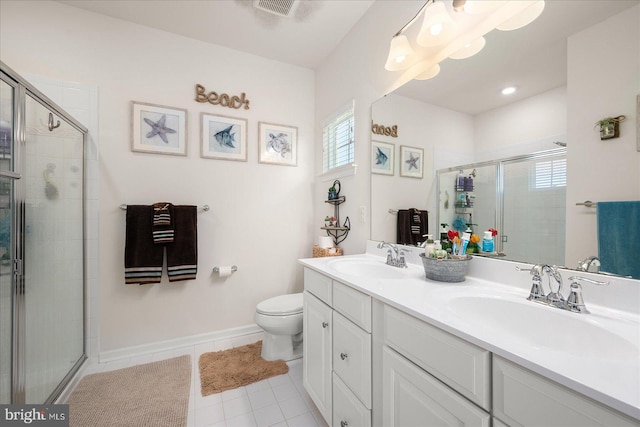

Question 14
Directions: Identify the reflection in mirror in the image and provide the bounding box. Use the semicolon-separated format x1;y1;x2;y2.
370;0;639;277
436;149;566;266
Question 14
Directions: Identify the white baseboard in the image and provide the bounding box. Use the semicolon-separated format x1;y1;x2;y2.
98;323;263;363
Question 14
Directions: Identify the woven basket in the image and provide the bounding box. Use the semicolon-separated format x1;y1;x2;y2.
419;253;472;282
312;245;343;258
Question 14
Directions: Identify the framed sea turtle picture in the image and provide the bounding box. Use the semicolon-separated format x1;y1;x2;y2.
258;122;297;166
201;113;248;161
131;101;187;156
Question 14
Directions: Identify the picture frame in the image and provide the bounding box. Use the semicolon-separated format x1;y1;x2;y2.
258;122;298;166
131;101;187;156
399;145;424;178
371;140;394;175
200;113;248;161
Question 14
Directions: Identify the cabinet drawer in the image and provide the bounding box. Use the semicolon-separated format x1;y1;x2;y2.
382;346;490;427
333;311;372;408
383;305;490;410
333;373;371;427
304;268;332;305
332;281;372;332
493;356;639;427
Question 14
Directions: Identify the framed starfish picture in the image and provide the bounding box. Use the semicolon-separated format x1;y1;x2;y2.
400;145;423;178
371;140;394;176
200;113;248;161
131;101;187;156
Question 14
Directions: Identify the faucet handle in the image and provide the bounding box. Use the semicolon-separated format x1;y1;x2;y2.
566;283;589;313
516;264;543;279
568;276;609;287
397;249;410;268
565;276;608;314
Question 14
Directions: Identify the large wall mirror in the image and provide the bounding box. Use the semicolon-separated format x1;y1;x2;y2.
370;0;640;278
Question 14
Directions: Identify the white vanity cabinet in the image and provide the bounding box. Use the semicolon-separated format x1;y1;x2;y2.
378;303;491;427
303;268;372;427
493;356;639;427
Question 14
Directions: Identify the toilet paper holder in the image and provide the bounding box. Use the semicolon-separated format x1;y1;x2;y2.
213;265;238;274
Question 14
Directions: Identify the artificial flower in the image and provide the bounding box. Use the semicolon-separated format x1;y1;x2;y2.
488;228;498;237
447;230;459;241
470;234;480;244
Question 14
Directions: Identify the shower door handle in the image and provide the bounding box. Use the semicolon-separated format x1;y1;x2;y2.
0;170;21;180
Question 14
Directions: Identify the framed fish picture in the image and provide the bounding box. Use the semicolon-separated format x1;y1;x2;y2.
371;140;394;176
400;145;424;179
131;101;187;156
200;113;248;161
258;122;298;166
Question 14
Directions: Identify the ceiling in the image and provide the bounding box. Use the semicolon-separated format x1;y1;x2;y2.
56;0;638;115
56;0;375;69
392;0;640;115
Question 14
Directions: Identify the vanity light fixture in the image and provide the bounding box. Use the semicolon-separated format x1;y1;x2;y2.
501;86;517;95
384;0;546;80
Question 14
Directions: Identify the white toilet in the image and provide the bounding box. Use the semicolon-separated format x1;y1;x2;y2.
255;293;304;361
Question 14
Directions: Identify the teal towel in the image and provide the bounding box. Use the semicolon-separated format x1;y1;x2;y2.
597;201;640;279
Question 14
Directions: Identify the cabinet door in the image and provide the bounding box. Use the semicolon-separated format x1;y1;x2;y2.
303;291;332;424
493;356;639;427
382;346;490;427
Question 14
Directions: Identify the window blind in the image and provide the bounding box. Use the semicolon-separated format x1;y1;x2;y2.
323;101;354;172
534;158;566;189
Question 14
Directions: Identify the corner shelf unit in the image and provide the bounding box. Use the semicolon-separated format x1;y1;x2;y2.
322;196;350;246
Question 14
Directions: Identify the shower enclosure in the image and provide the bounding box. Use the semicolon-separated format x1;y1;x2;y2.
1;62;87;404
437;149;567;266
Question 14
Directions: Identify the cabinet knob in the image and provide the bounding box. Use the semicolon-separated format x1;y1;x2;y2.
340;352;348;360
341;421;349;427
322;322;329;328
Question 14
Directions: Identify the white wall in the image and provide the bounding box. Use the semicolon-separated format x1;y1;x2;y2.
370;94;474;243
0;1;315;354
566;5;640;264
314;0;433;255
474;86;567;160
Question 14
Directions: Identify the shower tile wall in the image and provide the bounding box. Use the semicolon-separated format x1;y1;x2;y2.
24;74;100;362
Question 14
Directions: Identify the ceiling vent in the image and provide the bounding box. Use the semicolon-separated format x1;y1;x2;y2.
253;0;299;17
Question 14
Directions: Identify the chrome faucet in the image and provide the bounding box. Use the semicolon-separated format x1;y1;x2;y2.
517;265;609;313
577;256;600;273
377;241;409;268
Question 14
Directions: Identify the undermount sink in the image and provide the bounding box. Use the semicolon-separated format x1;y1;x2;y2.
327;258;409;279
447;295;639;361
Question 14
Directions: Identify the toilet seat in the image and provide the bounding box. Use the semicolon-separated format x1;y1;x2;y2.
256;293;303;316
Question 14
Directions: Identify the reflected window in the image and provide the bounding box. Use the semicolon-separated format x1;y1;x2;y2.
322;100;354;172
533;158;566;190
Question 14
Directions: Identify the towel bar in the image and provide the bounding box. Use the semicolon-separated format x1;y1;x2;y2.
120;204;210;212
575;201;597;208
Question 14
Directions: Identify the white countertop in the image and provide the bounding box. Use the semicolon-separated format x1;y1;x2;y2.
299;245;640;420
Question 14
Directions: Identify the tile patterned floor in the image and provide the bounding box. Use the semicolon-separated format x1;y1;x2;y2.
79;333;328;427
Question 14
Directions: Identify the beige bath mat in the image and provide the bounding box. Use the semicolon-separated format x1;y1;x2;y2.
199;340;289;396
67;355;191;427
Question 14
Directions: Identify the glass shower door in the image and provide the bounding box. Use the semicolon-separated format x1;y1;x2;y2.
23;94;84;403
0;75;17;404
